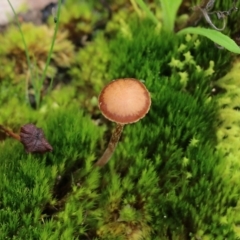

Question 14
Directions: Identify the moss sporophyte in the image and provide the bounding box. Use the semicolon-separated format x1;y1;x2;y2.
95;78;151;167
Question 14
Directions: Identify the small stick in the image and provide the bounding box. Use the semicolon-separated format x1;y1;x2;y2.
0;125;20;141
176;0;215;31
95;124;124;167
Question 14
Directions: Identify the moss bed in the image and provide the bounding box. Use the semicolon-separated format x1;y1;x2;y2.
0;0;240;239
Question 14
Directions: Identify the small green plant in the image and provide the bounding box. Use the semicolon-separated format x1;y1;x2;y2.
131;0;240;53
177;0;240;53
177;27;240;53
130;0;182;31
6;0;63;109
159;0;182;32
58;0;103;44
130;0;159;25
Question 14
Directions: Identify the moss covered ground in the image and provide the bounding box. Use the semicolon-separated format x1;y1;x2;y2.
0;0;240;239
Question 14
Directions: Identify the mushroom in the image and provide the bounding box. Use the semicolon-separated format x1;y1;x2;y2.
95;78;151;167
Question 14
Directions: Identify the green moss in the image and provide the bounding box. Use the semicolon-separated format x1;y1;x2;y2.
0;1;240;239
97;18;237;239
0;98;35;127
0;23;74;81
0;105;105;239
56;0;109;45
69;33;110;93
214;61;240;236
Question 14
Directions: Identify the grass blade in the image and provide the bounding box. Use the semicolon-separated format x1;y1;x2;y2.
6;0;33;104
159;0;182;32
134;0;159;24
177;27;240;54
37;0;62;108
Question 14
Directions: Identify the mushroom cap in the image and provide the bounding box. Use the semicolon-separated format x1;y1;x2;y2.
98;78;151;124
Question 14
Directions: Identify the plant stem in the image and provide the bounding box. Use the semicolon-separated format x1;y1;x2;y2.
134;0;159;24
95;124;124;167
6;0;33;105
129;0;144;18
159;0;182;32
176;0;214;31
0;125;20;141
7;0;62;109
37;0;62;109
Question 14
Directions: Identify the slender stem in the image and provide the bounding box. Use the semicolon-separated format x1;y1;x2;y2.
129;0;143;18
37;0;62;109
95;124;124;167
199;7;226;31
7;0;62;108
176;0;214;31
6;0;33;105
134;0;159;24
0;125;20;141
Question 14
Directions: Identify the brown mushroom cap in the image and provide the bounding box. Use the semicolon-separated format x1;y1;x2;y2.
98;78;151;124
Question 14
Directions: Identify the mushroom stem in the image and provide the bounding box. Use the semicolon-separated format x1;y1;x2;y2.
95;123;124;167
0;125;21;141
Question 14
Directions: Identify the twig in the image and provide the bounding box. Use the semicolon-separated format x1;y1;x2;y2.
198;7;226;31
177;0;238;32
0;125;20;141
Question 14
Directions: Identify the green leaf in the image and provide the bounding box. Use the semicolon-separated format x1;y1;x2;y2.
177;27;240;54
159;0;182;32
134;0;159;24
